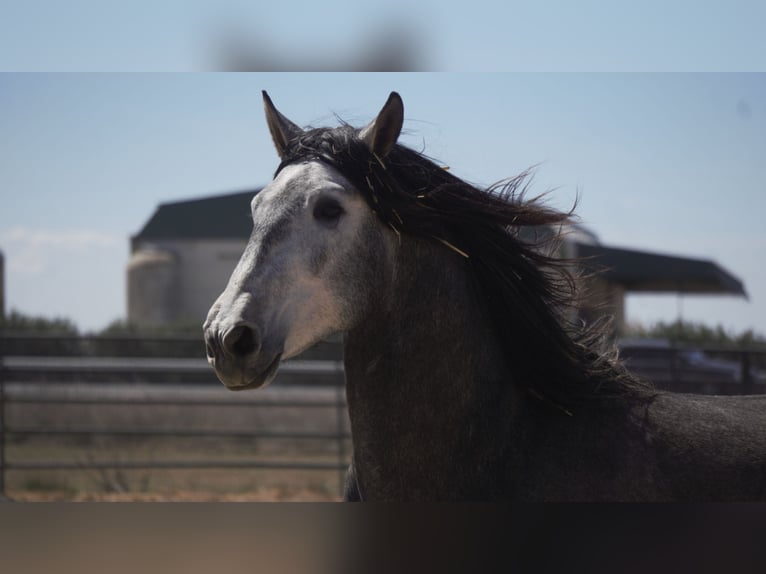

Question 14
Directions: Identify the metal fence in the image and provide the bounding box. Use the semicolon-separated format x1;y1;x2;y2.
1;333;765;499
617;344;766;395
0;332;351;500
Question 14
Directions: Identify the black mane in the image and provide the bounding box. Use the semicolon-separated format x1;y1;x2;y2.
277;125;655;411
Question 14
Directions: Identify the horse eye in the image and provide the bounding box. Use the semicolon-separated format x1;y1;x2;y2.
313;198;345;225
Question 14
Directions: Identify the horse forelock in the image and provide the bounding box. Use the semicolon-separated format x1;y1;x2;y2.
275;125;655;411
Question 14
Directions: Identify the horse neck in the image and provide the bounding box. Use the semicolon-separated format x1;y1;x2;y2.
343;236;521;499
345;234;513;395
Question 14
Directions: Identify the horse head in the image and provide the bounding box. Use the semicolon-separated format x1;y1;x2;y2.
203;91;403;390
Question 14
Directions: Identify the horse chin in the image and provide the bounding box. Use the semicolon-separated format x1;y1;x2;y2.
213;352;283;392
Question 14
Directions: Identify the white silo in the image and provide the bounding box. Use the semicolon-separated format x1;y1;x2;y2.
127;247;180;326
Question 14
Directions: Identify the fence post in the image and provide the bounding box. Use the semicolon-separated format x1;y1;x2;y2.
0;329;6;497
741;351;753;395
335;383;346;498
669;346;680;389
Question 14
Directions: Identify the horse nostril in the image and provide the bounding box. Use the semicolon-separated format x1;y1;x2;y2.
204;331;219;360
223;324;258;358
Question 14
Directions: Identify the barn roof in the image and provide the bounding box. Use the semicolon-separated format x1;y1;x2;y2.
132;189;261;246
577;243;747;297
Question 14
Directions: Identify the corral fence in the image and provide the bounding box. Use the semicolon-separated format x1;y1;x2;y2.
0;332;351;499
617;343;766;396
0;332;765;499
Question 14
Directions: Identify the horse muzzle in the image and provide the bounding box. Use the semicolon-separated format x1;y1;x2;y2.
204;320;283;390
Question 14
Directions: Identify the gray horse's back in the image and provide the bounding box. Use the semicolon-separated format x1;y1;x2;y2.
647;392;766;501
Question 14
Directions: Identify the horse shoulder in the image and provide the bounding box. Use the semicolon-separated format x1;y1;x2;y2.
643;392;766;500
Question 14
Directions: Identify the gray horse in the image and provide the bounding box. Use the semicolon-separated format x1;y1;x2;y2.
204;91;766;501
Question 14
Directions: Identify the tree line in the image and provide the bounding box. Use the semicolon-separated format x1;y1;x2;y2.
2;309;764;349
623;319;766;349
0;309;201;337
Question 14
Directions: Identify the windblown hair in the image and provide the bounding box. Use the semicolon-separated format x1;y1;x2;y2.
277;125;655;411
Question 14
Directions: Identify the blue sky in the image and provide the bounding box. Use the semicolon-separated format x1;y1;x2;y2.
1;73;764;334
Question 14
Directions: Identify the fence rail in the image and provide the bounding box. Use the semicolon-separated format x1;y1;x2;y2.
0;383;352;499
617;343;766;395
1;333;765;499
0;332;351;500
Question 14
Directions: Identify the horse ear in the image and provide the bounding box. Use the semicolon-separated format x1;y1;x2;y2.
359;92;404;158
262;91;303;159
